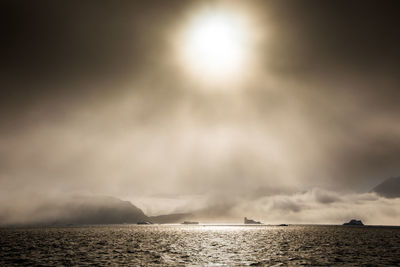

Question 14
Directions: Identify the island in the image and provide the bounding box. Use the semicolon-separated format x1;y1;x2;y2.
244;217;262;224
343;219;364;226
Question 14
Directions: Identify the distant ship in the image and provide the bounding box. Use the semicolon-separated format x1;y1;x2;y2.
182;221;199;225
244;217;262;224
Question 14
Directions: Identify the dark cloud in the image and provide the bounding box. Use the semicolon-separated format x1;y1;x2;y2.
265;0;400;76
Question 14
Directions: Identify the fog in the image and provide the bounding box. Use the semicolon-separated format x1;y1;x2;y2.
1;0;399;225
217;190;400;226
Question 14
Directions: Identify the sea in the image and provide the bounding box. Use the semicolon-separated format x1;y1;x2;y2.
1;225;399;266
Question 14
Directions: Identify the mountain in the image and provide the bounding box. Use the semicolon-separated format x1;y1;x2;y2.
371;176;400;198
25;195;194;225
47;195;149;225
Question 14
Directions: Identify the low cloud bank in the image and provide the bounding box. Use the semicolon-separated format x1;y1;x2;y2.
212;189;400;225
1;189;399;226
0;193;147;226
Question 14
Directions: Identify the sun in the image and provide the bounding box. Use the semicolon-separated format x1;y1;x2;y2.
181;11;249;82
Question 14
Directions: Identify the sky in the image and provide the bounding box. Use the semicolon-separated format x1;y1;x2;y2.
1;0;400;224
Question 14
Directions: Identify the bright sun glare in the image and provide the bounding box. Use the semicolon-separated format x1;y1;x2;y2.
182;11;249;81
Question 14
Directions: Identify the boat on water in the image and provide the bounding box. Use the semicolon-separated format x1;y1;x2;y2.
182;221;199;225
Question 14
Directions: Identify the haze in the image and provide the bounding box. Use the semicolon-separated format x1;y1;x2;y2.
1;0;400;225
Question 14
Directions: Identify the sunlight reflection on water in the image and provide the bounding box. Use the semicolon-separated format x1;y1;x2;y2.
1;225;399;266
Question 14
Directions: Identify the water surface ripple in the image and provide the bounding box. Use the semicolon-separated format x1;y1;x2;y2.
1;225;399;266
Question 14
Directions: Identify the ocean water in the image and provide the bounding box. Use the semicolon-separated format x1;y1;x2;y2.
1;225;399;266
